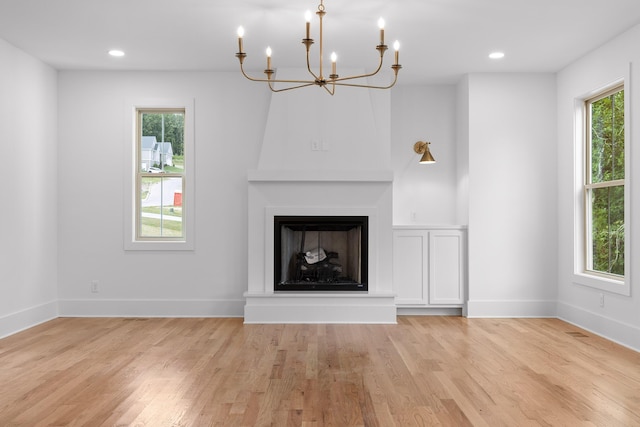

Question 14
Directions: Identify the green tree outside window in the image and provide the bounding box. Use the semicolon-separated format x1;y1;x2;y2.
587;88;624;276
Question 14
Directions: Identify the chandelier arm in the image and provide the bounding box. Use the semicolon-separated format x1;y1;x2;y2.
305;49;321;81
331;73;399;90
253;77;319;84
267;82;317;92
242;76;320;84
322;84;335;96
239;62;269;82
329;53;385;83
240;62;321;85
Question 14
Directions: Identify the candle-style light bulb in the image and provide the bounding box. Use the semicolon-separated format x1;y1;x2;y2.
305;10;312;39
393;40;400;65
331;52;337;76
237;26;245;53
266;46;272;69
377;18;385;45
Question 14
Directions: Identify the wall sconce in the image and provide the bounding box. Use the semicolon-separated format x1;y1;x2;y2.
413;141;436;164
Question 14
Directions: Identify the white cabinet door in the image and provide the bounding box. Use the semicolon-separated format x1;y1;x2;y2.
393;230;428;305
428;230;465;304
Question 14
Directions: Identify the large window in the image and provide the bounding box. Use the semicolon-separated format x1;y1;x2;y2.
124;99;194;250
584;86;625;279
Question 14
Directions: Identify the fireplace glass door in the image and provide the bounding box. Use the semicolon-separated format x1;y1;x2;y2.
274;216;368;291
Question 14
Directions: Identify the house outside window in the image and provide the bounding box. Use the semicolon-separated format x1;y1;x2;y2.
124;99;194;250
583;85;627;290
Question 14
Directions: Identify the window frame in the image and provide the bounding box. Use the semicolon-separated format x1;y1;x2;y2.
573;80;630;295
124;99;195;251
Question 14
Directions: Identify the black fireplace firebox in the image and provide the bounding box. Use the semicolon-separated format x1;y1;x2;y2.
274;216;368;291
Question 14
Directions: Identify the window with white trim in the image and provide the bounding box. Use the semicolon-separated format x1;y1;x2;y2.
579;84;627;291
124;99;194;250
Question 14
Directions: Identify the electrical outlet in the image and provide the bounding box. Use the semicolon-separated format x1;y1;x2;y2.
91;280;99;293
599;293;604;307
311;139;321;151
411;212;417;222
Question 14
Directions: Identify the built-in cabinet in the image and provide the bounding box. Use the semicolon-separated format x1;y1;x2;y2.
393;226;466;307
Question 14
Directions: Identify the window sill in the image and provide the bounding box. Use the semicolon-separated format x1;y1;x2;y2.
573;272;630;296
124;240;194;251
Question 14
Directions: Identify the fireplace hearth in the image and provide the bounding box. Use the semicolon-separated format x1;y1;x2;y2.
274;216;368;291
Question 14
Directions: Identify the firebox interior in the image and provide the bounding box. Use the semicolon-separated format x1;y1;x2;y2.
274;216;368;291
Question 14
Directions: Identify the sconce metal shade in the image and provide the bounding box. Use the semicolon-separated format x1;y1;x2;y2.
413;141;436;164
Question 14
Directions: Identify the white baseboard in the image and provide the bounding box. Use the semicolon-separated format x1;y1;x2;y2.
465;299;557;318
58;299;245;318
0;301;59;339
557;302;640;353
6;299;638;354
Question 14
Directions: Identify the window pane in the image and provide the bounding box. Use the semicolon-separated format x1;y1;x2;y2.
590;90;624;183
139;176;183;238
589;185;624;276
140;112;184;173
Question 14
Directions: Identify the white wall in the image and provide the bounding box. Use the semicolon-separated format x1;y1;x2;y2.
557;24;640;351
465;73;558;317
391;85;458;225
0;38;58;337
55;70;560;319
57;71;270;316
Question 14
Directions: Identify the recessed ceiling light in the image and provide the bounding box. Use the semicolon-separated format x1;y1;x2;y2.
108;50;125;57
489;51;505;59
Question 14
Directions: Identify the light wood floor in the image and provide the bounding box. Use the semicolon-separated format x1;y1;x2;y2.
0;317;639;426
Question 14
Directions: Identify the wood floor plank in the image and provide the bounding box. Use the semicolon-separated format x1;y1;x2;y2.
0;317;639;426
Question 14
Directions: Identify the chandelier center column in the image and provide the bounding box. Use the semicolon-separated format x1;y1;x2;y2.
317;2;326;83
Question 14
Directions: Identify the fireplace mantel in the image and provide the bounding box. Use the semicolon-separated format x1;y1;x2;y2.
247;169;393;183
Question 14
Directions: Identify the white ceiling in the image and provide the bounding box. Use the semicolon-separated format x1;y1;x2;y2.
1;0;640;85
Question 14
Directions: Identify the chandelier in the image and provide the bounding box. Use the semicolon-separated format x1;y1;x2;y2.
235;0;402;95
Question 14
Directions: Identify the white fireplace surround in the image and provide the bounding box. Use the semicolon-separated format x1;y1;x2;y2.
245;170;396;323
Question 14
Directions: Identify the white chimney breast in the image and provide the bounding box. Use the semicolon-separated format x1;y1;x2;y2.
245;67;396;323
257;67;391;172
